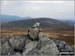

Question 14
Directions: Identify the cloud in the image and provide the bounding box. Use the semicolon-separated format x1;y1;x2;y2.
1;1;74;19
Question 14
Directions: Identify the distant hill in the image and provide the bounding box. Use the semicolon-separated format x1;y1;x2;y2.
63;20;75;25
58;19;75;25
1;15;32;22
1;18;74;30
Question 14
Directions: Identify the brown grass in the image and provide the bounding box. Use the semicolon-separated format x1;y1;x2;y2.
0;29;74;49
46;31;74;49
1;29;27;37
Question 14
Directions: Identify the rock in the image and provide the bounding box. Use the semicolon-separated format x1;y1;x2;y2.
38;42;59;55
23;41;38;54
9;36;26;49
1;36;27;55
54;39;74;55
39;35;50;41
54;40;74;52
25;39;59;55
1;36;10;44
1;35;74;56
1;41;10;55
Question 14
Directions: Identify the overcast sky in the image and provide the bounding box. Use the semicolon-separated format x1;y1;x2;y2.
1;1;74;20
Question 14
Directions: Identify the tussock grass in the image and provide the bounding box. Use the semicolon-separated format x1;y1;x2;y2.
1;29;74;49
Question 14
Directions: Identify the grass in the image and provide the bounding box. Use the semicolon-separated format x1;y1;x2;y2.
1;28;74;49
47;31;74;49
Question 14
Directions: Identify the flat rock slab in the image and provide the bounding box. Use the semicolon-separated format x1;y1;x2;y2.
24;41;38;54
24;40;59;55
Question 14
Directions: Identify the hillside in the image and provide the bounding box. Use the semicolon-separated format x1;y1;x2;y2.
58;19;75;25
1;18;74;49
1;18;74;30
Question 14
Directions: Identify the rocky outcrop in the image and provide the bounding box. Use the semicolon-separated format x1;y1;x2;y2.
1;35;74;56
54;39;74;55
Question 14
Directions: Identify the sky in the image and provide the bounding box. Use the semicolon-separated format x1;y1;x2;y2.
1;1;74;20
